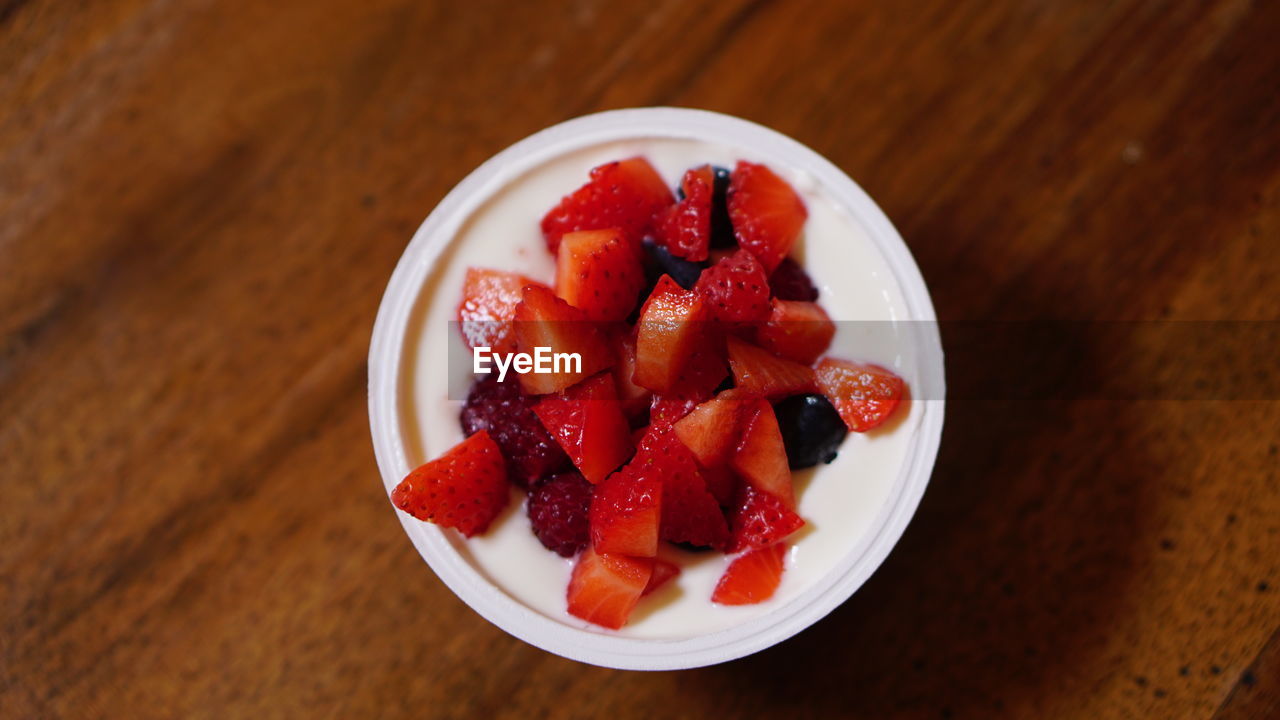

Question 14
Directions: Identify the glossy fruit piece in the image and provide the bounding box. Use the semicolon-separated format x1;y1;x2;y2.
391;431;509;537
694;249;771;326
727;484;805;552
815;357;906;432
642;558;681;596
527;472;593;557
654;165;713;261
541;157;674;252
768;257;819;301
633;429;728;549
673;388;753;468
730;398;795;508
609;329;652;420
634;275;713;393
727;160;808;272
648;392;707;429
755;298;835;365
513;285;612;395
566;547;654;629
555;228;647;322
457;268;548;355
460;373;568;487
641;237;704;291
773;393;848;469
699;464;737;507
589;465;662;557
726;336;817;399
533;373;634;484
712;543;787;605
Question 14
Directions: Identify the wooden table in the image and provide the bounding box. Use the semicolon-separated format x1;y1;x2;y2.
3;1;1277;717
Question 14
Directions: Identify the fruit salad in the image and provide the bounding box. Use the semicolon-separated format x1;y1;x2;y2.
392;155;906;630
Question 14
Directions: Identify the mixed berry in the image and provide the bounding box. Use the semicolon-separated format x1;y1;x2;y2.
392;156;906;630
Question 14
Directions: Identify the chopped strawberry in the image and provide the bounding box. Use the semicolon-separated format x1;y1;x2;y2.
391;431;509;537
727;484;804;552
815;358;906;432
726;336;817;399
555;228;646;322
730;398;795;508
673;388;753;468
634;275;715;394
513;285;612;395
694;249;771;326
700;464;738;506
712;543;787;605
533;373;634;484
541;157;673;252
642;558;681;596
566;547;653;629
768;257;819;301
457;268;548;355
648;392;707;429
609;328;652;420
633;429;729;549
654;165;713;261
727;161;807;272
589;465;662;557
755;299;835;365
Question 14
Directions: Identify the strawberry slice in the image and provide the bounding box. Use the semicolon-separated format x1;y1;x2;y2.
727;485;804;551
755;298;836;365
673;388;753;468
642;558;681;596
634;275;715;394
566;547;653;629
694;249;771;326
609;328;652;420
727;161;807;272
533;373;634;484
541;157;674;252
726;336;817;399
391;431;509;537
700;464;738;507
633;429;729;549
815;358;906;432
457;268;548;355
513;285;612;395
730;398;795;508
712;543;787;605
654;165;713;261
555;228;646;322
589;465;662;557
648;392;708;429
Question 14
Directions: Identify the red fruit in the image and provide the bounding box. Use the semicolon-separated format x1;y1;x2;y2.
541;157;674;252
700;464;738;507
460;373;568;487
513;285;613;395
815;358;906;432
555;228;646;322
633;429;729;549
730;399;794;508
533;373;634;484
755;299;835;365
694;249;771;326
589;466;662;557
727;485;804;552
654;165;713;261
768;257;819;302
712;543;787;605
673;388;752;468
566;547;653;629
727;161;807;272
643;559;681;596
527;472;593;557
648;393;708;429
634;275;715;394
391;431;509;537
610;329;652;420
457;268;548;355
726;336;817;399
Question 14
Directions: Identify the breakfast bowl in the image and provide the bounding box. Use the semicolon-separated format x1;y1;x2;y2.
368;107;944;670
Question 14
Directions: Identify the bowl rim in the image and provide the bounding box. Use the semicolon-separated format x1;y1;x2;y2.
368;107;945;670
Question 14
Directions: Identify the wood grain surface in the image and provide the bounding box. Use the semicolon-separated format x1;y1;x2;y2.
3;1;1278;717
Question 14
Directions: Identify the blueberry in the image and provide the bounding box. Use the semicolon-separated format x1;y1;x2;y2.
773;394;847;469
709;166;735;248
642;237;704;290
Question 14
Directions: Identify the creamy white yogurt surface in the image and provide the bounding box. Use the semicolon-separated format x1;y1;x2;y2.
401;138;921;639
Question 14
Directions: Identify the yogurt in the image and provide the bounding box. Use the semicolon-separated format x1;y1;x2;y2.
400;138;921;639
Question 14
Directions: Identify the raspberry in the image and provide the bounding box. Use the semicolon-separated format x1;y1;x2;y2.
768;257;819;301
460;374;568;487
527;473;593;556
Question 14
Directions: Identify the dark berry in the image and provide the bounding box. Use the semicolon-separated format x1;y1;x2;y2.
773;394;847;469
460;373;569;487
769;257;819;301
709;166;735;248
527;472;593;556
643;237;705;289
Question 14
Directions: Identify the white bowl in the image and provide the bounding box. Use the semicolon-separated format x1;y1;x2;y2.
368;107;945;670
